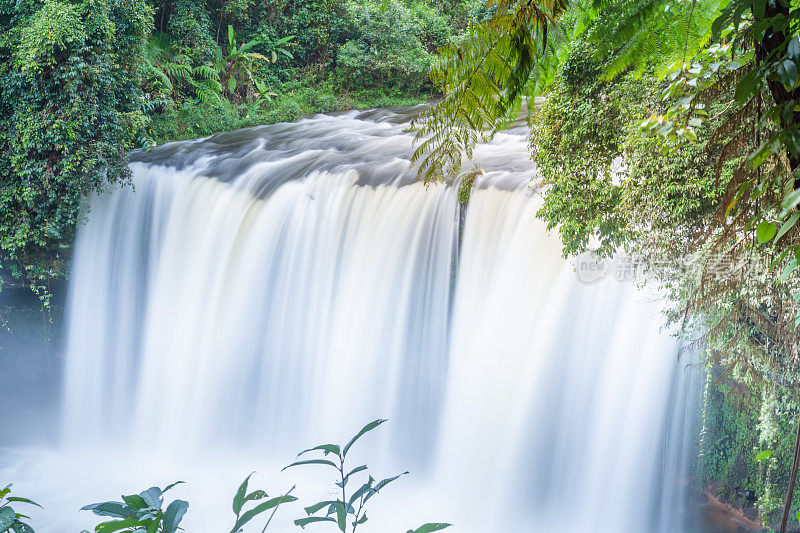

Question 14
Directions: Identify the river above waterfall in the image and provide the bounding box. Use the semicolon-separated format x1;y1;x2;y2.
1;106;706;532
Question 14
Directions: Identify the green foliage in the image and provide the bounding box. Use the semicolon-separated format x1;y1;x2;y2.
285;419;399;532
79;475;296;533
14;1;86;72
0;0;151;297
406;525;451;533
285;419;449;533
167;0;218;62
530;35;726;259
63;421;450;533
229;474;296;533
0;483;41;533
532;40;634;257
581;0;725;80
220;25;293;104
260;0;347;66
457;170;478;206
334;0;443;93
411;0;569;184
1;0;457;298
698;375;800;523
147;80;429;143
80;482;188;533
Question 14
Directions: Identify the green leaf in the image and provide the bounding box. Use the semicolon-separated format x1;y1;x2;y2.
139;488;162;510
770;247;792;274
239;40;263;53
229;496;298;533
407;524;452;533
82;502;136;518
755;449;773;462
10;521;35;533
757;221;777;243
776;212;800;243
726;182;751;218
161;482;184;494
734;70;759;104
244;490;268;506
363;472;408;503
780;259;798;282
343;419;387;457
6;498;42;509
294;516;336;528
163;500;188;533
749;140;773;169
282;459;339;471
790;38;800;62
298;444;341;457
796;508;800;525
233;473;253;515
227;77;236;93
95;518;141;532
348;481;373;506
777;59;799;89
273;35;294;46
304;501;338;516
121;495;147;510
0;507;15;530
781;187;800;217
340;465;367;488
753;0;767;19
334;502;346;532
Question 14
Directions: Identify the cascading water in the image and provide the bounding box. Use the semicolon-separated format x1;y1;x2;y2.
1;107;703;532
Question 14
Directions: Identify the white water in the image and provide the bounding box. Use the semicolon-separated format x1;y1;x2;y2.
1;107;701;532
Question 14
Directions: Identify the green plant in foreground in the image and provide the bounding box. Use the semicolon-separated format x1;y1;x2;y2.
81;481;188;533
229;473;297;533
405;525;451;533
284;419;450;533
0;483;41;533
79;473;296;533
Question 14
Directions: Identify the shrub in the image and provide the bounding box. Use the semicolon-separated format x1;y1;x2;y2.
0;0;151;297
0;483;40;533
334;0;433;94
284;419;451;533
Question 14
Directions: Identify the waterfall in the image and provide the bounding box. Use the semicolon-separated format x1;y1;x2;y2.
1;107;702;532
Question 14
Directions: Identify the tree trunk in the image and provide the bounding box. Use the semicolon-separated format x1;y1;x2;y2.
781;402;800;533
755;2;800;180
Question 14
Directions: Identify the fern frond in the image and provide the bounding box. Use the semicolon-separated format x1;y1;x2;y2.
411;0;567;184
586;0;725;79
189;78;225;105
143;65;173;91
193;64;221;80
162;62;191;80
